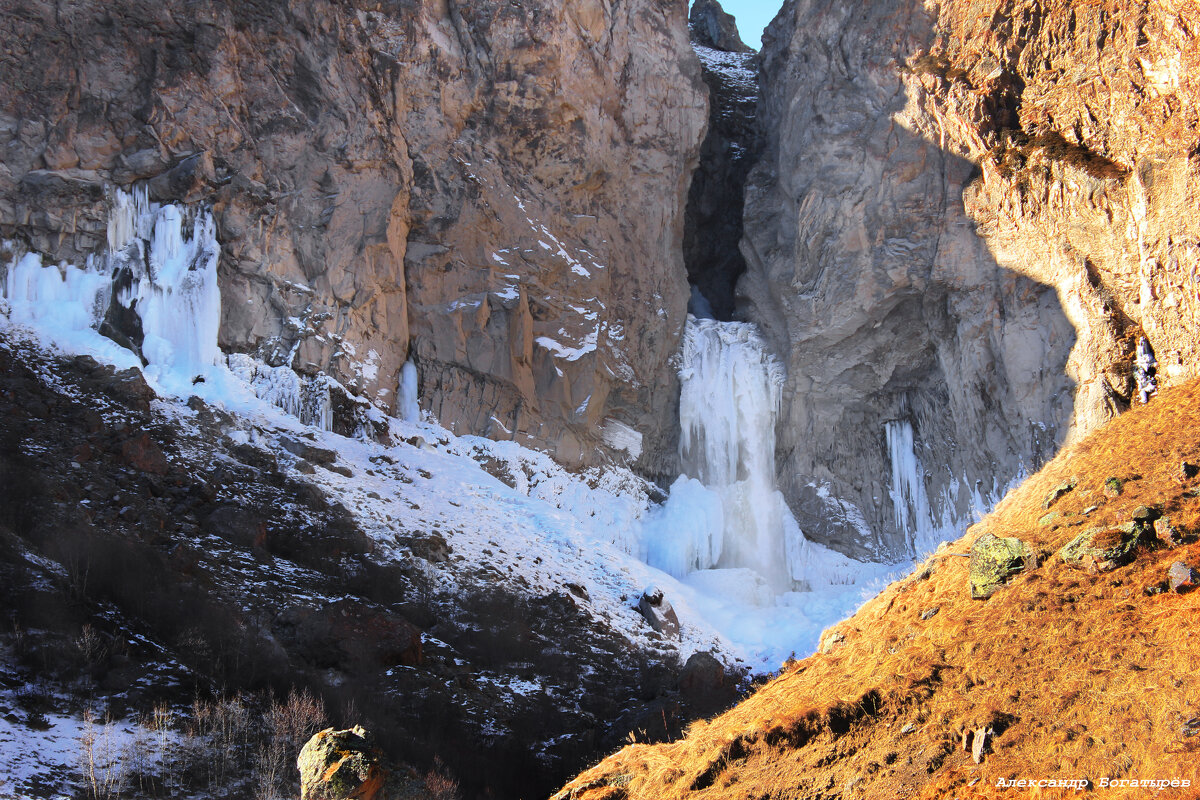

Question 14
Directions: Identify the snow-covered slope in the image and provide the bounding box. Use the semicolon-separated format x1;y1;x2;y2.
0;187;906;798
1;189;902;672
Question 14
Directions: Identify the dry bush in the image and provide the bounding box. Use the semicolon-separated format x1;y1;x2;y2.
255;688;328;800
188;692;257;790
424;757;462;800
80;710;128;800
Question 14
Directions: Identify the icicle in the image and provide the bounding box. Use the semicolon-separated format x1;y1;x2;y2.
885;420;1004;556
398;360;420;422
301;376;334;431
886;420;930;554
106;184;151;253
1135;337;1157;403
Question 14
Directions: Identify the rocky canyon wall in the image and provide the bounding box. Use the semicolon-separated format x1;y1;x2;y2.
0;0;706;474
743;0;1200;559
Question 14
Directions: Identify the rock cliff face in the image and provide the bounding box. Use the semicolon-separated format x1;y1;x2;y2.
689;0;753;54
742;0;1200;559
0;0;706;474
684;25;759;321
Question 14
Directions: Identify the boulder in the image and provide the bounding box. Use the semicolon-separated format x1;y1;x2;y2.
280;436;338;466
968;533;1030;599
1168;562;1198;593
298;727;387;800
637;586;680;639
678;651;737;715
1042;478;1077;509
1130;506;1161;524
678;652;727;697
118;434;169;475
1061;524;1146;571
1155;517;1184;546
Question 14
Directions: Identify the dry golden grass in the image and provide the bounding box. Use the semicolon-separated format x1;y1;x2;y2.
553;379;1200;800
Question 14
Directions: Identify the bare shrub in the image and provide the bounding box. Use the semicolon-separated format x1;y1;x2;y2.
424;757;461;800
189;693;255;789
255;688;327;800
75;624;108;668
79;710;127;800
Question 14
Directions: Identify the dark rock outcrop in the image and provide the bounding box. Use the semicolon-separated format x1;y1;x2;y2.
689;0;754;53
0;337;724;800
684;11;760;320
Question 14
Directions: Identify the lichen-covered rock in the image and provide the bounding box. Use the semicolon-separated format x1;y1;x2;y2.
968;533;1030;599
298;727;386;800
1042;479;1078;510
1061;524;1146;571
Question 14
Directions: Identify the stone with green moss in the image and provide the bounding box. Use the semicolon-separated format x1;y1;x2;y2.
1104;476;1123;497
298;727;383;800
1042;478;1077;509
968;533;1031;599
1060;523;1146;570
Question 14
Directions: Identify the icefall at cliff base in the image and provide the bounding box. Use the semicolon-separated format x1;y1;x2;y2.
0;191;903;673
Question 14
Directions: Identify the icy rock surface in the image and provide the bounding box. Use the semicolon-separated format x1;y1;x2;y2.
3;186;220;394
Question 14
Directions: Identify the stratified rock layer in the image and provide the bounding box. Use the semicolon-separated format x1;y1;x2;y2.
743;0;1200;558
0;0;707;473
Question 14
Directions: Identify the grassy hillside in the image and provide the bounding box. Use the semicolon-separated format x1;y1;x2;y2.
554;379;1200;799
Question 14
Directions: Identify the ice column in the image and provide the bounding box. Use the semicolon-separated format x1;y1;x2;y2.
676;317;792;592
885;420;930;554
398;360;420;422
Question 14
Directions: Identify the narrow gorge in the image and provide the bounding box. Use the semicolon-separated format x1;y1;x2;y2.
1;0;1199;798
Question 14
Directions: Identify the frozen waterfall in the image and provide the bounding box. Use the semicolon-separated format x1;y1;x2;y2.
643;316;877;596
676;318;792;591
1;186;349;431
636;314;897;663
2;186;221;394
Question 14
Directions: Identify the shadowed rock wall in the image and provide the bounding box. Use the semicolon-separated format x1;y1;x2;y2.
744;0;1200;559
